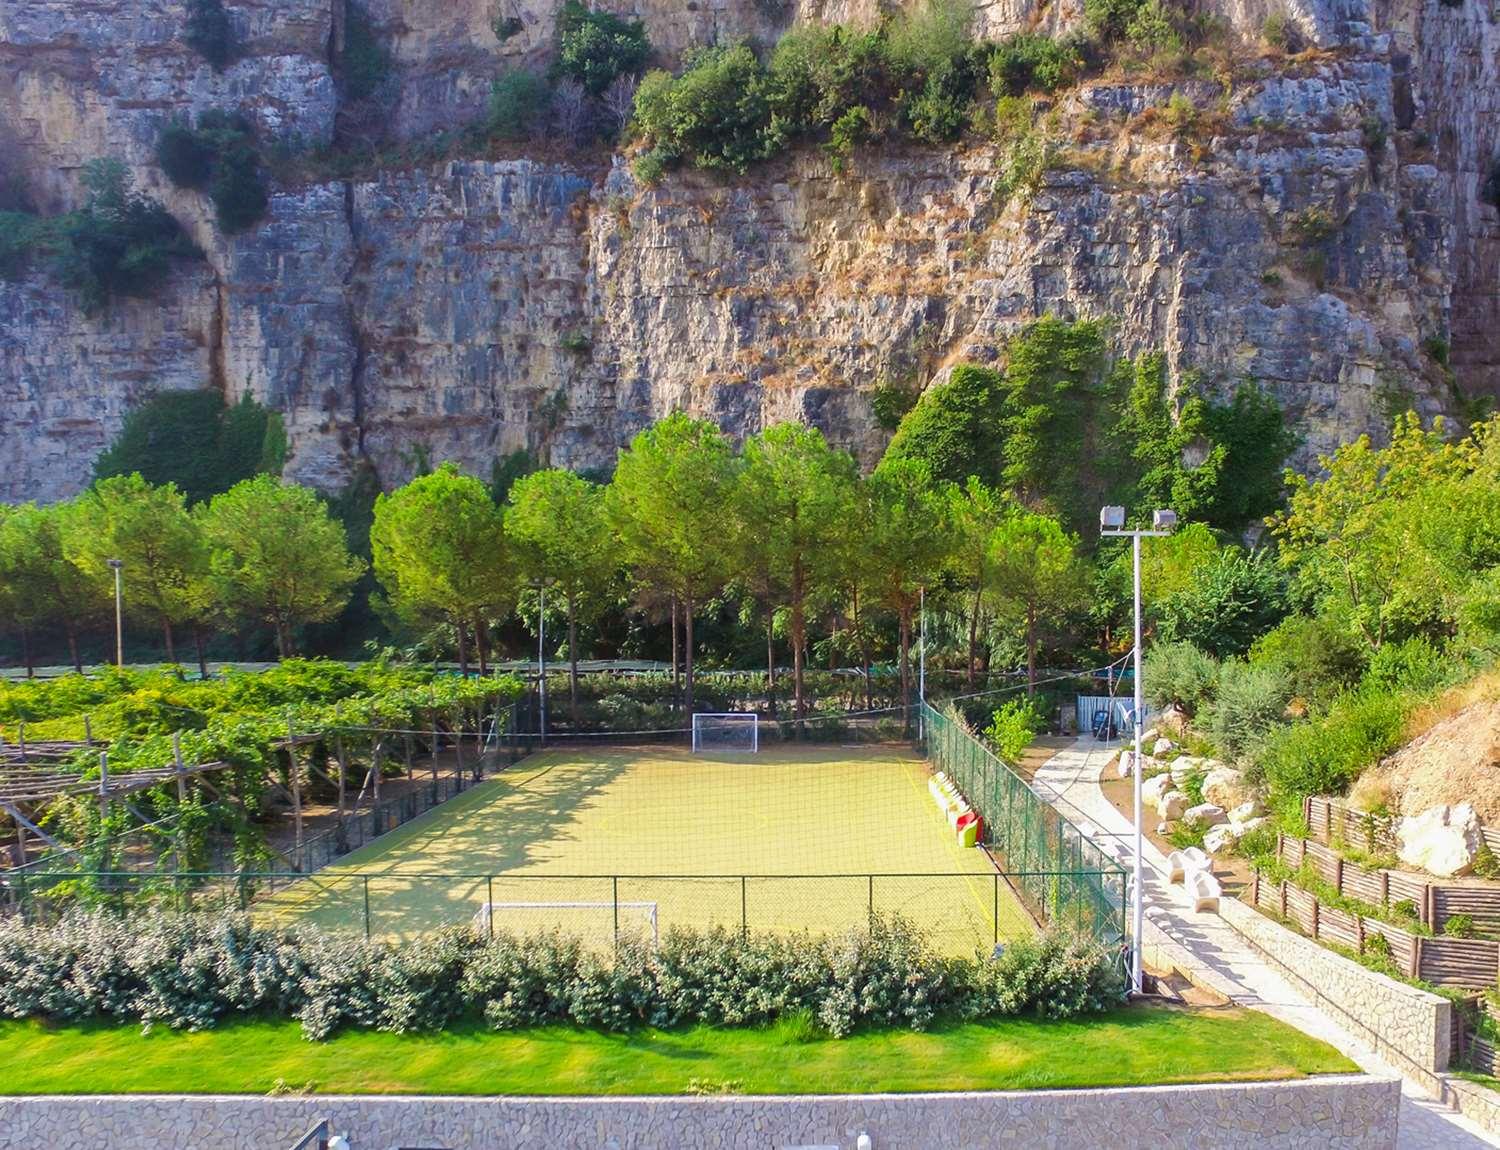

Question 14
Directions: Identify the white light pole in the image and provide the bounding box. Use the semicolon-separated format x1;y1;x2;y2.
106;559;124;668
1099;506;1176;994
535;582;547;747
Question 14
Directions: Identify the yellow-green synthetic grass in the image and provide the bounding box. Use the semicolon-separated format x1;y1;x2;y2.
260;744;1031;952
0;1007;1354;1096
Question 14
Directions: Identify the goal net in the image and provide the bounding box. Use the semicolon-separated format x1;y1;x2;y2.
472;900;660;946
691;712;759;753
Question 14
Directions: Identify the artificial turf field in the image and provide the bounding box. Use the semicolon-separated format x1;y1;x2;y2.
261;743;1033;952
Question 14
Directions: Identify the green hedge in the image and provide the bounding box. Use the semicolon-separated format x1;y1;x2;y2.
0;911;1123;1040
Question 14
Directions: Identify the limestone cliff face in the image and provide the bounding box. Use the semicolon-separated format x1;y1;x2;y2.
0;0;1495;502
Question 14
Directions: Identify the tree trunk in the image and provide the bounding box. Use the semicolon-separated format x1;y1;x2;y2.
766;610;777;719
670;594;680;701
161;617;178;667
456;619;470;678
684;596;696;716
1026;601;1038;695
898;609;912;734
475;617;490;676
67;627;81;674
193;628;209;679
21;627;34;679
791;559;806;727
968;583;983;687
275;620;290;660
568;592;580;725
853;587;871;712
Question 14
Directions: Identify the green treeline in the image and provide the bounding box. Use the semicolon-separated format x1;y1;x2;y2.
0;318;1293;724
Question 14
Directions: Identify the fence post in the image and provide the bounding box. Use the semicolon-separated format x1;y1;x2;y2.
867;874;874;931
1311;896;1319;940
1280;879;1288;920
362;876;371;940
613;876;620;947
993;873;999;947
741;876;748;940
1413;934;1423;980
1333;854;1343;895
486;876;494;940
1380;870;1389;907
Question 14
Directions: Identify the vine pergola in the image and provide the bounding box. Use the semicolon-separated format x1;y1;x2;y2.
0;686;511;879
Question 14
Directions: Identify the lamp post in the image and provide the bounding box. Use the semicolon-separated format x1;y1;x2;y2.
106;559;124;668
918;586;926;736
535;582;547;747
1098;506;1176;995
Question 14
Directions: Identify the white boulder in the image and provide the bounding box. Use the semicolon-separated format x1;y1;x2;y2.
1115;750;1134;778
1184;802;1229;827
1152;737;1176;756
1143;774;1174;806
1203;825;1240;854
1229;799;1265;825
1170;757;1204;785
1235;816;1269;836
1157;790;1190;820
1140;727;1161;746
1202;766;1253;810
1397;803;1483;878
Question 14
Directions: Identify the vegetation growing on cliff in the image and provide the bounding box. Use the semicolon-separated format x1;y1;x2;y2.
184;0;237;71
628;0;1234;181
94;391;286;506
156;111;269;233
0;160;199;312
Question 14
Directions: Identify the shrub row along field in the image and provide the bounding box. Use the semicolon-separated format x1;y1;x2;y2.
0;912;1114;1040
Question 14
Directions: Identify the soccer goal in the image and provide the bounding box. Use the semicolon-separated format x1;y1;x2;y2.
692;712;759;753
472;900;660;946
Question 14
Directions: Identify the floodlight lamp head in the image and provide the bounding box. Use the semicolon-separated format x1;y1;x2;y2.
106;558;124;570
327;1135;351;1150
1152;509;1178;531
1099;505;1126;531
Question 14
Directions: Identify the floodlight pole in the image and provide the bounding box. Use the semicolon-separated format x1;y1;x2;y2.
107;559;124;668
536;583;547;747
1099;508;1175;996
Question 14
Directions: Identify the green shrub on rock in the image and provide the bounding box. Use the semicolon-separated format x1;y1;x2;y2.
555;0;651;95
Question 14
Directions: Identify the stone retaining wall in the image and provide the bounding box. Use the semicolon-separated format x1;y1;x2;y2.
1221;895;1451;1086
0;1076;1398;1150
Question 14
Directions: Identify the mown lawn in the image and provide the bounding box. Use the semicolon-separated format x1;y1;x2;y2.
0;1006;1353;1096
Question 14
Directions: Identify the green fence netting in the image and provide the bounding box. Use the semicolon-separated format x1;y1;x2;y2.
919;702;1127;949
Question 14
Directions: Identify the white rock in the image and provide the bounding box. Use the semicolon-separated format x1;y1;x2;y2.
1229;799;1265;824
1397;803;1483;878
1115;750;1134;778
1152;737;1176;756
1202;766;1253;809
1170;757;1203;785
1143;774;1174;806
1204;825;1240;854
1236;816;1269;836
1157;790;1190;820
1140;727;1161;746
1157;821;1170;835
1184;802;1229;827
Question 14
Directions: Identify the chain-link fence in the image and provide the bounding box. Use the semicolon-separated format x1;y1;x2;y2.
1;868;1074;956
919;702;1127;948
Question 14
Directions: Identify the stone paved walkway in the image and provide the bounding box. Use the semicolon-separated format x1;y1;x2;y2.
1031;737;1498;1149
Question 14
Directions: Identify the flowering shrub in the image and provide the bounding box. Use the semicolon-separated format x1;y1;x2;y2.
0;911;1122;1039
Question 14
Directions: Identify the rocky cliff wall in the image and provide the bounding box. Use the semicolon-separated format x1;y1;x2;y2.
0;0;1495;502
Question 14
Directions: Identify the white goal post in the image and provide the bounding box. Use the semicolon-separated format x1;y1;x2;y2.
472;900;660;946
691;712;759;753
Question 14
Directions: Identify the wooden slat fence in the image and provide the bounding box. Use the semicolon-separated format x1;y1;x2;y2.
1277;833;1500;938
1251;871;1500;990
1305;793;1500;862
